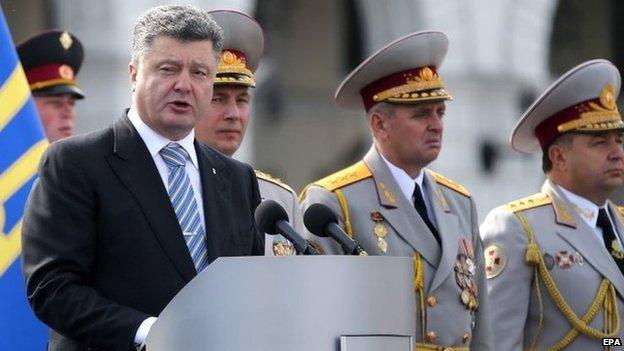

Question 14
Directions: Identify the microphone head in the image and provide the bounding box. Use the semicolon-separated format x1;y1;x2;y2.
303;203;339;237
255;199;289;234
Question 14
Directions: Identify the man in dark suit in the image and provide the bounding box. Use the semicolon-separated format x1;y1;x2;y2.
21;5;264;351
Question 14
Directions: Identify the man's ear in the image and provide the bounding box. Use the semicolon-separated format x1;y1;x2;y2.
369;111;388;141
549;143;567;172
129;62;138;91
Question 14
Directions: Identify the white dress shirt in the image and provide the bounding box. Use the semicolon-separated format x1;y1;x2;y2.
380;154;438;229
127;107;206;345
557;185;621;248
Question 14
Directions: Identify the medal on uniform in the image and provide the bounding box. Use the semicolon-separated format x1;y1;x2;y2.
543;253;555;270
371;211;388;253
272;238;295;256
455;237;478;311
573;251;584;266
556;250;573;269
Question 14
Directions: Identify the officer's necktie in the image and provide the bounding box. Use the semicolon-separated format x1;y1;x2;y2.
413;183;441;245
159;143;209;272
597;208;624;276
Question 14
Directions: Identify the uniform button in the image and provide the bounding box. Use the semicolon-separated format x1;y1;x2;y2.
463;332;471;344
425;330;437;342
426;295;437;307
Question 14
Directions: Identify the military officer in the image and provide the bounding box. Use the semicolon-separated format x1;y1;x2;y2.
481;59;624;350
300;31;493;350
195;10;301;256
17;30;85;142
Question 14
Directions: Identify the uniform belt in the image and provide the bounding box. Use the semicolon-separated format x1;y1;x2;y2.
415;342;469;351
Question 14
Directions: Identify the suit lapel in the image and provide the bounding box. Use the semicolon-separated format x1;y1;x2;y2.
105;113;196;282
425;171;460;293
543;181;624;297
363;148;441;266
195;142;232;263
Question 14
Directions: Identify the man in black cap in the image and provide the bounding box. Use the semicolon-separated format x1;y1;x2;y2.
17;30;84;142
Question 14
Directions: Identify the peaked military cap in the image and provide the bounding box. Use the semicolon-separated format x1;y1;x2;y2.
17;30;84;99
209;9;264;87
335;30;452;112
512;59;623;153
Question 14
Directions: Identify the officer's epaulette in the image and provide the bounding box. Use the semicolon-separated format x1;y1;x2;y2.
254;169;294;192
313;161;372;192
428;170;471;197
505;193;551;213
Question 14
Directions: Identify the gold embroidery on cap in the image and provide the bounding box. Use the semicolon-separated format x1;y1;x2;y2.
373;67;445;102
218;50;254;79
557;84;623;133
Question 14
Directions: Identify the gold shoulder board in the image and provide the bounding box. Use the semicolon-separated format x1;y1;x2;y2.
313;161;372;192
254;169;294;192
428;170;471;197
506;193;551;213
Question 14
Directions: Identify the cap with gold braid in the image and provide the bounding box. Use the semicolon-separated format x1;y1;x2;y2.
335;30;452;112
17;30;84;99
209;10;264;87
511;59;623;154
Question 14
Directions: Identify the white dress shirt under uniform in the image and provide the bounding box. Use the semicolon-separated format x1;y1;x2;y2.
557;184;622;248
380;154;438;230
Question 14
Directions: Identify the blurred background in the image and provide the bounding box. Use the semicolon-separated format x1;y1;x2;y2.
3;0;624;219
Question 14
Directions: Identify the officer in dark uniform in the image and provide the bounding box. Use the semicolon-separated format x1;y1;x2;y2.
17;30;84;142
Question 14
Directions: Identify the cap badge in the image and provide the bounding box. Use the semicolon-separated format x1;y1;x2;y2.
600;83;616;110
58;65;74;80
557;84;622;133
59;31;73;50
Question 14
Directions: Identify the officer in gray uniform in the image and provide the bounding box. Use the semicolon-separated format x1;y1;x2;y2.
300;31;493;351
195;10;300;256
481;59;624;350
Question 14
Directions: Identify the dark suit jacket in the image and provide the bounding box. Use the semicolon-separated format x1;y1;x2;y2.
21;113;264;350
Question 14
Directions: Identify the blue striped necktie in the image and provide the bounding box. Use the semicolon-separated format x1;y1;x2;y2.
159;142;209;272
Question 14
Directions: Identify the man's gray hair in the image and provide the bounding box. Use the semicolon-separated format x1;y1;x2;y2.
367;102;395;119
131;5;223;64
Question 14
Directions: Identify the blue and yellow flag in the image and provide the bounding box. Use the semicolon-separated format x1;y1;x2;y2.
0;6;49;350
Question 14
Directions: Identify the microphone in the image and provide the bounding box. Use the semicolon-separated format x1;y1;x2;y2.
255;200;320;255
303;203;368;256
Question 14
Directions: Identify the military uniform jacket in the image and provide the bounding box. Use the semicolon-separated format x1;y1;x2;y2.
300;147;494;350
256;170;302;256
481;179;624;350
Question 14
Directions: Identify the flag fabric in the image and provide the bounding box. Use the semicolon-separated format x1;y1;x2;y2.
0;5;49;350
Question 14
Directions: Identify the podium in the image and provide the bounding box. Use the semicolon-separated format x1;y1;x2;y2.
146;256;416;351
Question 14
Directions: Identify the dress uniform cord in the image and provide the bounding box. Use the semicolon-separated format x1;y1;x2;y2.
414;253;426;341
513;211;620;350
529;265;545;351
334;189;354;237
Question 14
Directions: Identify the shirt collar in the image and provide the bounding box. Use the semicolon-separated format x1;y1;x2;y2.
380;153;424;203
127;107;199;169
556;184;604;228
